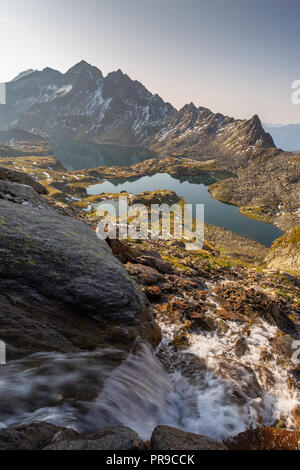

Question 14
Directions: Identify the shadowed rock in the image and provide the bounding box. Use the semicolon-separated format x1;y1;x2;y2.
0;423;144;450
0;422;75;450
0;166;48;194
151;425;227;450
44;426;144;450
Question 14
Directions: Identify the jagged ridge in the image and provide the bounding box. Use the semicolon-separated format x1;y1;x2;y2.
1;60;175;145
0;62;276;164
150;103;276;166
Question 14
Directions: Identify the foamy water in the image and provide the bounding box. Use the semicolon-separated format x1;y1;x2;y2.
0;297;298;440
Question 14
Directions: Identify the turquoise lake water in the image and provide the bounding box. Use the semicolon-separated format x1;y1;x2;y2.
88;172;283;247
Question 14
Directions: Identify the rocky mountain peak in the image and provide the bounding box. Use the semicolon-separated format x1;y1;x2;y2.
107;69;124;80
239;114;275;148
183;102;197;111
64;61;103;84
0;62;277;160
1;61;175;144
151;104;277;167
12;69;37;82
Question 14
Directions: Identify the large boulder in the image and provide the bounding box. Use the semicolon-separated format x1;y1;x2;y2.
0;180;160;428
0;423;144;450
151;426;227;450
0;422;73;450
0;197;157;360
44;426;144;450
224;427;300;450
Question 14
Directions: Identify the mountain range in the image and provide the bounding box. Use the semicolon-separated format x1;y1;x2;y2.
0;60;277;167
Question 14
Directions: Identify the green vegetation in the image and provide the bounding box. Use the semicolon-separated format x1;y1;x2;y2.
272;226;300;247
240;206;273;224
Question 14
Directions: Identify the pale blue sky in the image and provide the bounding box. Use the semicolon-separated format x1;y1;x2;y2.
1;0;299;123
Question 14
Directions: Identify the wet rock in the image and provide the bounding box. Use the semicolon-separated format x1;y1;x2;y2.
151;426;227;450
171;330;190;350
224;427;300;450
234;337;249;358
44;426;144;450
173;353;208;382
255;365;276;391
211;358;263;404
0;422;73;450
144;286;162;302
0;422;145;451
190;313;217;331
215;308;240;321
173;276;206;291
270;333;294;359
292;406;300;429
289;365;300;391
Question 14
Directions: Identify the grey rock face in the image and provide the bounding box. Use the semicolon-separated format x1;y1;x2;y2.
151;104;276;167
2;61;175;145
0;169;159;362
151;425;227;450
0;200;143;319
0;174;160;428
0;179;53;210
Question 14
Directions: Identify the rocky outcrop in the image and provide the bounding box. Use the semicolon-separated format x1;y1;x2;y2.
209;152;300;231
151;426;227;450
224;427;300;450
0;180;53;210
151;104;276;167
131;190;181;207
0;171;161;428
265;226;300;274
0;166;48;194
214;282;297;335
80;156;228;183
0;172;159;362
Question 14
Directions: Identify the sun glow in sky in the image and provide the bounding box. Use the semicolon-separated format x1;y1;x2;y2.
1;0;300;124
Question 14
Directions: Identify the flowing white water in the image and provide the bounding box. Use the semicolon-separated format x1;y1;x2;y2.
0;288;298;439
0;322;298;440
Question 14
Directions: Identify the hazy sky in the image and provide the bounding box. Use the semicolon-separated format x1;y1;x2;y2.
1;0;300;123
